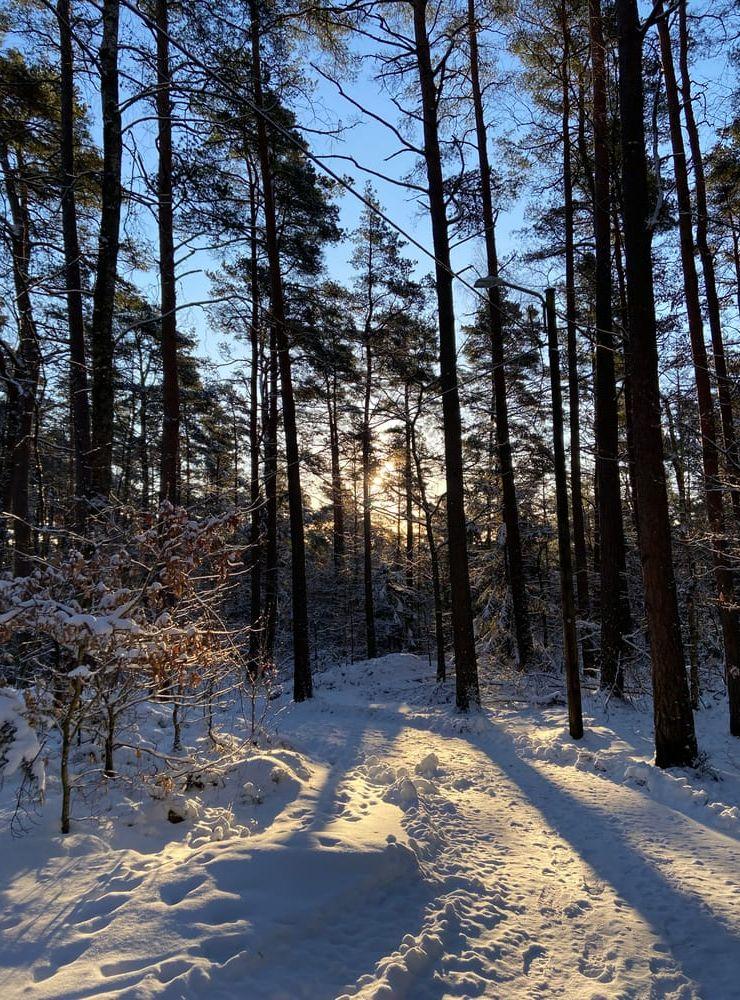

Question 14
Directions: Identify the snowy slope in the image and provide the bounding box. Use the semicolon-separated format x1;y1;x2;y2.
1;653;739;999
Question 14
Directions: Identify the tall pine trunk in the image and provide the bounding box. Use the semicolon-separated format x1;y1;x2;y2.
560;3;593;675
656;6;740;736
614;0;697;767
676;0;740;524
413;0;479;709
90;0;122;499
664;392;700;709
362;337;377;658
250;0;311;701
404;383;414;593
155;0;180;505
0;144;40;575
467;0;532;670
588;0;632;694
247;172;263;671
56;0;92;523
410;413;446;681
262;325;279;663
328;372;345;569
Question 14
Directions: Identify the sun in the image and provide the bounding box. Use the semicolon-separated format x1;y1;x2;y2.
372;459;396;493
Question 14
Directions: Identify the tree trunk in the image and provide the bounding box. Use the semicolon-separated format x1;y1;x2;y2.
56;0;92;523
404;383;414;593
413;0;479;709
467;0;532;670
60;679;82;833
656;4;740;736
664;392;700;710
155;0;180;505
262;324;279;663
247;173;263;671
676;0;740;524
90;0;122;499
0;144;40;576
362;337;377;658
614;0;697;766
588;0;632;695
250;0;311;701
545;289;583;740
560;2;593;676
139;390;150;510
410;414;446;682
328;375;345;568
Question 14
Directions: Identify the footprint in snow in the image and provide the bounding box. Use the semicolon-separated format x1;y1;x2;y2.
159;874;208;905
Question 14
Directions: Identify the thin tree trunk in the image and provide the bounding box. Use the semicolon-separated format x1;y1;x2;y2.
614;0;697;766
90;0;122;499
250;0;311;700
60;679;82;834
139;391;150;510
155;0;180;504
410;413;445;682
730;208;740;322
56;0;92;523
0;144;40;575
262;325;279;663
413;0;479;709
677;0;740;524
247;173;263;671
588;0;632;695
560;2;593;676
616;208;641;538
328;375;345;568
404;383;414;593
664;392;700;710
545;288;583;740
362;337;377;658
467;0;532;670
656;5;740;735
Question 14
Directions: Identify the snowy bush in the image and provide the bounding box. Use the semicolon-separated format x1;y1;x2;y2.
0;503;250;833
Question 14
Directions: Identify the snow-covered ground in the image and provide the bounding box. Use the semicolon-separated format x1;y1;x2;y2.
1;653;739;999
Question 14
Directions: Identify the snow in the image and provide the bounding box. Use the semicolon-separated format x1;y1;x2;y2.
0;687;45;790
1;653;739;998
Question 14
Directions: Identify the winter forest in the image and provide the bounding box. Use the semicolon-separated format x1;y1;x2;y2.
0;0;739;995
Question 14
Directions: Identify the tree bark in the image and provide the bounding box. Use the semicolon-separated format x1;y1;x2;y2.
545;288;583;740
247;172;263;671
410;411;446;681
262;323;279;663
90;0;122;499
588;0;632;695
467;0;532;670
155;0;180;504
656;4;740;736
328;374;345;568
560;1;593;676
412;0;479;709
0;144;40;575
404;382;414;593
663;392;700;709
362;336;377;658
614;0;697;766
676;0;740;524
56;0;92;523
250;0;311;701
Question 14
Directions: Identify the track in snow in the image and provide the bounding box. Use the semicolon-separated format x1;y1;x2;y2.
1;654;738;999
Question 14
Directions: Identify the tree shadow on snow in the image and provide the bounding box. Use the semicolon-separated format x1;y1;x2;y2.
466;716;740;998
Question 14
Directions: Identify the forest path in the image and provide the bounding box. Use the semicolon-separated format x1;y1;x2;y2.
279;682;740;1000
1;654;738;999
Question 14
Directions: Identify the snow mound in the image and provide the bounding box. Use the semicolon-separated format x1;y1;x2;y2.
0;687;44;791
415;752;440;778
